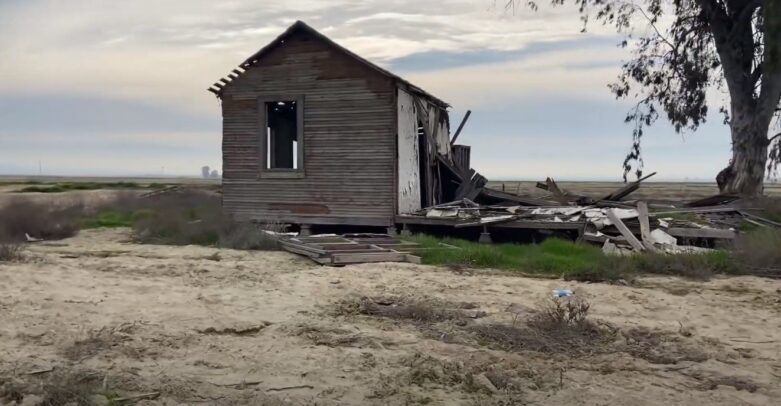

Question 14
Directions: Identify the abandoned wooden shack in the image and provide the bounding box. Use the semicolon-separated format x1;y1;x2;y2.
209;21;480;232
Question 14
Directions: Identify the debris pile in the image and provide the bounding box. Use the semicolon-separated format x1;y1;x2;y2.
401;173;778;255
279;234;422;265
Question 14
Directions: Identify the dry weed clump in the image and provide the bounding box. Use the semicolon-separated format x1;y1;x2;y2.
692;373;759;392
289;323;389;348
0;233;24;262
733;227;781;275
130;190;281;250
357;296;466;323
472;296;616;356
621;327;710;364
218;221;283;250
61;325;135;361
369;352;555;403
0;198;82;242
0;369;105;406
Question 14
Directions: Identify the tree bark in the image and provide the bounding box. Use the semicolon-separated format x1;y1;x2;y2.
714;1;781;197
718;110;771;196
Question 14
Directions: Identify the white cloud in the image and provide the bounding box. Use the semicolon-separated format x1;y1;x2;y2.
0;0;734;179
0;0;611;115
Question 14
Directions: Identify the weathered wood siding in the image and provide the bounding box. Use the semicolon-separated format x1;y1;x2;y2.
397;89;421;214
220;34;397;226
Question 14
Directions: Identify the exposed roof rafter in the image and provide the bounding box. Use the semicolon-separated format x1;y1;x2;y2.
207;20;449;107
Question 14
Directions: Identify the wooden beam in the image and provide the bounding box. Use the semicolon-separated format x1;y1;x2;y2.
546;177;569;205
450;110;471;145
330;252;408;264
602;171;657;201
666;227;737;239
394;215;585;230
636;202;658;252
740;211;781;227
606;209;645;251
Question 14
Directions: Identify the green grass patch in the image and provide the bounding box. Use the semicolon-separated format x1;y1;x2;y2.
81;209;153;229
408;235;607;277
405;234;739;282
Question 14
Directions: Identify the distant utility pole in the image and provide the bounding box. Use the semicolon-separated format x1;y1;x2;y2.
38;160;42;175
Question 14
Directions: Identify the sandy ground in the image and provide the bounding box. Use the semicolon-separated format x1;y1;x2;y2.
1;228;780;405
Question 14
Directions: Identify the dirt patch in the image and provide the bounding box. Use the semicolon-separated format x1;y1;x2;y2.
694;373;760;392
2;228;780;405
1;368;111;406
345;296;481;323
196;321;271;336
622;327;711;364
61;324;137;361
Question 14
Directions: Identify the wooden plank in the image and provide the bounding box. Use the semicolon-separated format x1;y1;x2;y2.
636;202;658;252
394;215;585;230
279;241;328;258
478;188;558;206
545;177;570;205
330;252;407;264
404;254;422;264
666;227;737;239
740;211;781;227
652;206;741;215
684;193;740;208
312;244;377;251
602;172;657;201
449;110;471;145
606;209;645;252
454;215;516;228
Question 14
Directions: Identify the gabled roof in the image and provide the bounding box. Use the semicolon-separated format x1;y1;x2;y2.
209;21;449;108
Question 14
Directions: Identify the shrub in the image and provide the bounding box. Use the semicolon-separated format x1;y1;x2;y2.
219;221;282;250
732;227;781;273
0;236;24;262
533;296;591;327
0;198;82;241
129;191;281;250
631;250;737;280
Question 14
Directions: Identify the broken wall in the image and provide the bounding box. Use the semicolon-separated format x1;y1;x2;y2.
397;88;422;214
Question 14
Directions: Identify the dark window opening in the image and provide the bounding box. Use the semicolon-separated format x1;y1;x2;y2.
266;100;299;169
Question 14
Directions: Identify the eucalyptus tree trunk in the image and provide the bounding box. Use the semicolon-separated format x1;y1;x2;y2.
718;110;771;196
714;0;781;196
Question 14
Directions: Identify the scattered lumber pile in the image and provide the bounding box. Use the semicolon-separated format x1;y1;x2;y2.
401;173;778;255
279;234;421;265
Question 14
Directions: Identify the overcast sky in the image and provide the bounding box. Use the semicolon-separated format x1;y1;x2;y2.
0;0;734;181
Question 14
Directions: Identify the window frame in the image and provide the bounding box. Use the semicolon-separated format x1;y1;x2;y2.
257;95;305;178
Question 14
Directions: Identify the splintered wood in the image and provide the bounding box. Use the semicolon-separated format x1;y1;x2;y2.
279;234;421;266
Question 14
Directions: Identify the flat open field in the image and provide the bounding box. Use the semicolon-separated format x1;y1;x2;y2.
3;175;780;202
1;228;780;405
0;176;220;186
